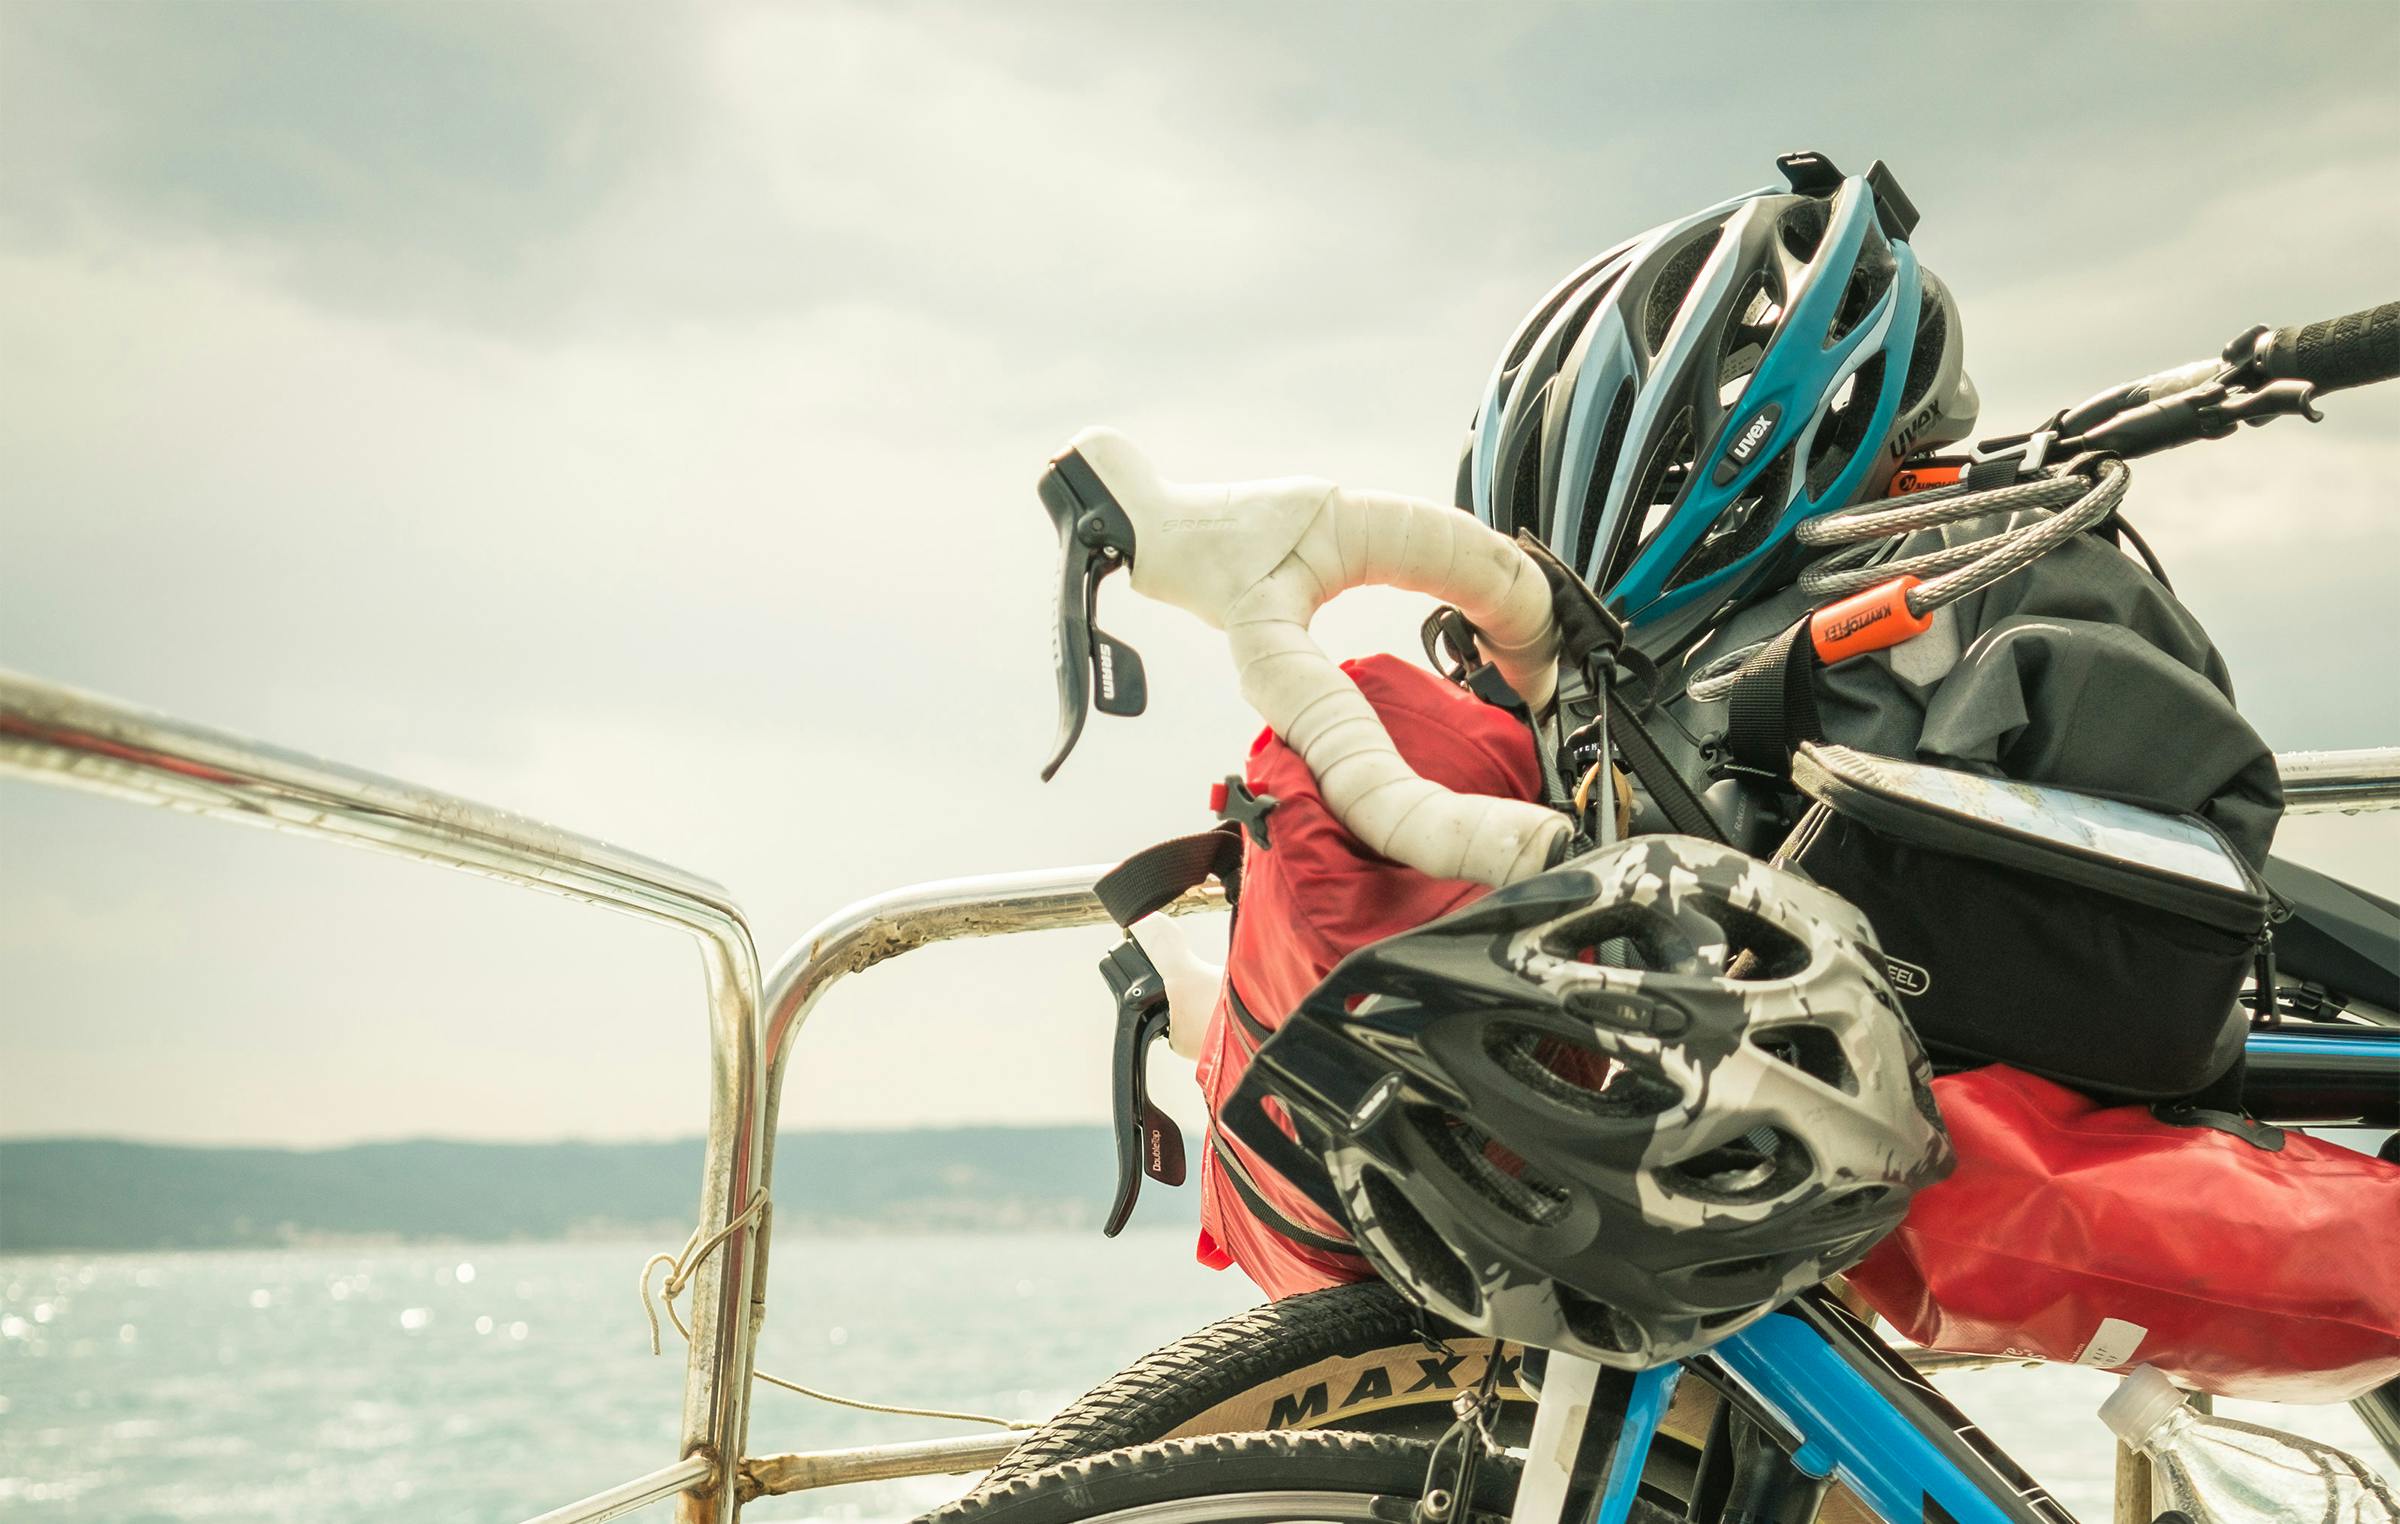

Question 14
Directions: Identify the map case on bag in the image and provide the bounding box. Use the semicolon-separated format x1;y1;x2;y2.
1780;743;2272;1099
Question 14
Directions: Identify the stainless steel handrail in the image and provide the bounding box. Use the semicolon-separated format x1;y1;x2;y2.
0;671;764;1524
524;1456;717;1524
2280;746;2400;814
750;866;1225;1346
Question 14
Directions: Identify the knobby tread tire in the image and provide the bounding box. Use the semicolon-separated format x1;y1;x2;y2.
980;1282;1462;1492
914;1430;1678;1524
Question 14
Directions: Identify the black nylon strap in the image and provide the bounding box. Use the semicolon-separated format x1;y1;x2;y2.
1607;687;1727;843
1723;618;1823;779
1514;527;1723;844
1208;1129;1365;1260
1093;823;1244;928
1515;529;1629;671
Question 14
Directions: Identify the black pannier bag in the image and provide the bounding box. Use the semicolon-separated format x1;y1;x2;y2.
1780;742;2272;1099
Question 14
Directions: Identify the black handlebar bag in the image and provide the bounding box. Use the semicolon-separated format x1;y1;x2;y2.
1779;743;2271;1100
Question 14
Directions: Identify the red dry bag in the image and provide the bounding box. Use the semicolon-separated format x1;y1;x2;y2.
1195;653;1542;1299
1846;1063;2400;1402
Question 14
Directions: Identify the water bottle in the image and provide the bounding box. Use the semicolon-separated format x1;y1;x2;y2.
2099;1365;2400;1523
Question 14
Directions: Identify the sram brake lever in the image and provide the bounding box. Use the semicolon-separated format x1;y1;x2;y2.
1039;448;1148;781
1096;938;1187;1237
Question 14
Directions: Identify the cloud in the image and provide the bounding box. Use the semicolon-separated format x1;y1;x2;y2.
4;0;2396;1143
0;1;699;334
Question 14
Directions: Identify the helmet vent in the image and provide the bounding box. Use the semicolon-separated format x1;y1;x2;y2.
1358;1165;1481;1316
1749;1023;1857;1095
1409;1104;1570;1227
1716;271;1785;410
1689;1253;1777;1284
1570;379;1638;581
1487;1023;1681;1121
1498;379;1555;537
1823;239;1897;349
1553;1284;1640;1354
1506;250;1628;372
1541;902;1698;973
1603;408;1697;587
1803;352;1889;498
1779;201;1830;263
1666;446;1791;591
1642;230;1723;352
1704;897;1810;980
1660;1127;1812;1205
1898;284;1947;414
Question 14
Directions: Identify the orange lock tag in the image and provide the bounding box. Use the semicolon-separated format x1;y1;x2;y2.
1887;462;1966;496
1810;576;1933;665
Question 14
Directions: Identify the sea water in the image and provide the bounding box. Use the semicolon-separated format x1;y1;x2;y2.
4;1233;2393;1522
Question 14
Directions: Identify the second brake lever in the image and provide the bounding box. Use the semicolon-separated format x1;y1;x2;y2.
1097;938;1187;1237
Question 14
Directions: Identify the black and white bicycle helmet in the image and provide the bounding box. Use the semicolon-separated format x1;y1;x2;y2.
1455;151;1978;655
1221;834;1953;1369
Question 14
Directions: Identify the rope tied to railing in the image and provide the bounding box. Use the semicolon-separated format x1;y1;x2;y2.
640;1189;771;1356
639;1192;1037;1434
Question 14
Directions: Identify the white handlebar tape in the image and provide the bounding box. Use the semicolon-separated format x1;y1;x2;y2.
1068;427;1570;888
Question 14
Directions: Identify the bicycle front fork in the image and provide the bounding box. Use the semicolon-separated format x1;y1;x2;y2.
1509;1352;1826;1524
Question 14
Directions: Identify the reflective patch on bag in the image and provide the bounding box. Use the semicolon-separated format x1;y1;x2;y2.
2077;1318;2148;1368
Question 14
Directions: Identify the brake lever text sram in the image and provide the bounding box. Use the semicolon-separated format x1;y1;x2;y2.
1040;448;1147;781
1095;938;1186;1237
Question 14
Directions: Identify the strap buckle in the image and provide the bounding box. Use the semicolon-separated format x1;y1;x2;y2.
1210;776;1279;849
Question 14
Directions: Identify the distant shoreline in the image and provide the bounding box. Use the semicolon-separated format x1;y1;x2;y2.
0;1125;1198;1255
0;1221;1202;1263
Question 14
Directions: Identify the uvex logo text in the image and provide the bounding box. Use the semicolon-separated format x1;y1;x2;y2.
1731;413;1773;460
1711;402;1782;486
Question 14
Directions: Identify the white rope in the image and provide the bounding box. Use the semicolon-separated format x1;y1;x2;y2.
638;1191;1036;1434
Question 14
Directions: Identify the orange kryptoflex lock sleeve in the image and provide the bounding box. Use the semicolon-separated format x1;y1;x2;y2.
1885;462;1966;495
1809;575;1933;665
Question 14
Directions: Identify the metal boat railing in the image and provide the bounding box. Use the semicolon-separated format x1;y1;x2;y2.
3;665;2394;1520
2275;747;2400;814
0;672;764;1524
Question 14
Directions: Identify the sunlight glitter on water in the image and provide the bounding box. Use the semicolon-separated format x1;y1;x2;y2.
1;1235;2392;1523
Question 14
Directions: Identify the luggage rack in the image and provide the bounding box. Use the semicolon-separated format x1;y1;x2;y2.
2;667;2394;1523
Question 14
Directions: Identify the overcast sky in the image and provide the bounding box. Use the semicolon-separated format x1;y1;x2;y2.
4;2;2395;1148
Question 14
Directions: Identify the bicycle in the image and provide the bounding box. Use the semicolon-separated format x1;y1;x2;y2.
927;302;2400;1522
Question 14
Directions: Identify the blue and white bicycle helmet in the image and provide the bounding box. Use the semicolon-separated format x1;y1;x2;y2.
1456;152;1978;654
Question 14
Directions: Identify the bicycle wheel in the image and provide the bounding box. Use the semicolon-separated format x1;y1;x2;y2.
917;1430;1676;1524
980;1281;1715;1503
980;1282;1895;1521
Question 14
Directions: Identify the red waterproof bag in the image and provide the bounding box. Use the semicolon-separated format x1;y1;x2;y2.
1847;1064;2400;1402
1195;654;1542;1299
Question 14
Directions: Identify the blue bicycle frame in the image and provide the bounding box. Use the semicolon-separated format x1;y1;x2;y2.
1564;1294;2073;1524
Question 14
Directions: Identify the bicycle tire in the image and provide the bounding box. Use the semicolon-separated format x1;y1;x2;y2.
979;1282;1898;1521
979;1281;1711;1500
915;1430;1678;1524
981;1283;1514;1486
